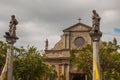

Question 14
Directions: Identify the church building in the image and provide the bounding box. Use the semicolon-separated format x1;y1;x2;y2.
45;22;92;80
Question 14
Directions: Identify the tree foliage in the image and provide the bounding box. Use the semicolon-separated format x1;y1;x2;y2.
100;42;120;80
13;46;57;80
0;40;56;80
0;41;7;72
70;42;120;80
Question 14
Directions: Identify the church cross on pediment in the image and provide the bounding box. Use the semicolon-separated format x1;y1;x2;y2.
77;17;82;23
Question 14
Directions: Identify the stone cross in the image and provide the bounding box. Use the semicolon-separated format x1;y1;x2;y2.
77;17;82;23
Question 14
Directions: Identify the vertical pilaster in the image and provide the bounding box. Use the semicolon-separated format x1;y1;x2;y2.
69;31;72;49
64;34;67;49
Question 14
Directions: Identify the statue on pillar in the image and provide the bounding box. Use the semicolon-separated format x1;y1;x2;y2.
113;37;117;46
6;15;18;37
45;39;48;50
9;15;18;37
89;10;102;42
92;10;101;33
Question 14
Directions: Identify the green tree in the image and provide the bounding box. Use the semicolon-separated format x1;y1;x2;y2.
70;42;120;80
100;42;120;80
0;40;57;80
13;46;57;80
0;40;22;73
70;45;92;80
45;66;57;80
0;41;7;72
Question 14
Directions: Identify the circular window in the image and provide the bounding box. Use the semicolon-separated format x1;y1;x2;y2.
74;37;85;47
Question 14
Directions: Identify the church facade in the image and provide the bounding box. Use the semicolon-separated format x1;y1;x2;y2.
45;22;92;80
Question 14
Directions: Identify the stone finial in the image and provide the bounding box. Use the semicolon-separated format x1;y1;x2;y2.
45;39;48;50
113;37;117;46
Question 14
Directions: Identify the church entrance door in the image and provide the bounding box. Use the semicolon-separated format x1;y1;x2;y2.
72;74;85;80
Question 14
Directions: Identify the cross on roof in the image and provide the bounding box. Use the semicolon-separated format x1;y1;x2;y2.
77;17;82;23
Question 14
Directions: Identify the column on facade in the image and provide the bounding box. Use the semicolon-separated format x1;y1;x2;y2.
69;31;72;49
65;64;70;80
58;64;62;80
56;64;59;80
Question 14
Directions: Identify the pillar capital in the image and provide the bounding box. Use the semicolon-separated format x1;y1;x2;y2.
89;30;102;42
4;34;19;44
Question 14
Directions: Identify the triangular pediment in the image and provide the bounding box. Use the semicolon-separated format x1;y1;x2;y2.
63;22;92;32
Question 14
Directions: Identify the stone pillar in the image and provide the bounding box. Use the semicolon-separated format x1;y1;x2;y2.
89;31;102;80
67;64;70;80
4;15;19;80
4;36;18;80
90;10;102;80
63;64;67;80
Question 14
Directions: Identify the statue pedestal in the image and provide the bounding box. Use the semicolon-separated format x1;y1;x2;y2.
89;30;102;42
4;35;18;44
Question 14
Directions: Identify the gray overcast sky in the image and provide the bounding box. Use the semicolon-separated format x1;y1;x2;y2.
0;0;120;50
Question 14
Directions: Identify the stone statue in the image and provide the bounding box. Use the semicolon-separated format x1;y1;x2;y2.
92;10;101;33
9;15;18;37
45;39;48;50
113;37;117;46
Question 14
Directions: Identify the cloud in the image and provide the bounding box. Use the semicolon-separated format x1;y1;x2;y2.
0;0;120;50
102;10;119;23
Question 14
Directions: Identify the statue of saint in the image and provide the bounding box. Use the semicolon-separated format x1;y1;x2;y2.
9;15;18;37
113;37;117;46
92;10;101;33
